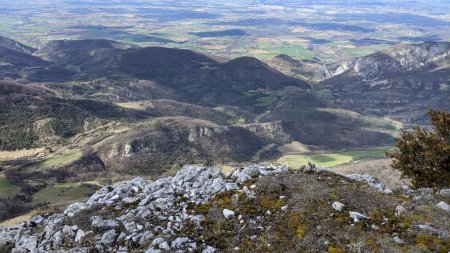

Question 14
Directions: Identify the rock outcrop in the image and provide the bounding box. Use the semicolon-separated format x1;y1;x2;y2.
334;42;450;80
320;42;450;123
0;164;287;253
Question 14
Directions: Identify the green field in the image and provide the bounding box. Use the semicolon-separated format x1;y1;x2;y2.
254;41;315;60
40;150;82;169
255;95;277;107
0;173;21;198
279;149;389;169
32;182;99;205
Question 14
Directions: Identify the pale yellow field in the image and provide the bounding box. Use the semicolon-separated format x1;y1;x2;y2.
0;148;45;162
331;158;409;190
0;211;36;227
276;141;310;154
291;27;310;33
116;101;148;110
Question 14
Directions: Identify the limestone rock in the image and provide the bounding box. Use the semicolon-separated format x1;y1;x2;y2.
349;211;368;222
437;201;450;212
101;229;118;246
332;202;345;212
346;174;393;194
223;209;235;219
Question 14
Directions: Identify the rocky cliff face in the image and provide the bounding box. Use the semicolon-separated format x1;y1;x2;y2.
0;36;36;55
1;164;449;253
267;54;332;81
334;42;450;80
321;42;450;123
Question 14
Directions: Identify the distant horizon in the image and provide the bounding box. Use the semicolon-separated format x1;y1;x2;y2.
1;0;449;61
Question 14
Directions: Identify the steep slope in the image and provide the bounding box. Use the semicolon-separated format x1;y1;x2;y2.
0;81;147;150
1;164;449;253
333;42;450;79
0;35;35;55
320;42;450;123
0;47;48;67
96;117;271;176
259;91;395;149
0;37;77;82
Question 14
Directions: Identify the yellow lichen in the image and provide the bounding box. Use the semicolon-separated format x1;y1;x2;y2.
328;246;344;253
296;224;306;239
415;234;450;252
260;196;286;210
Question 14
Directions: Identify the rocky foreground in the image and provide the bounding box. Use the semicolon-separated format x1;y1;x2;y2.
1;164;449;253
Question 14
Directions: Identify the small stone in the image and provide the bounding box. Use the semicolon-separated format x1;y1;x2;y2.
395;205;406;216
332;202;345;212
437;201;450;212
203;246;217;253
30;215;44;225
349;211;368;222
145;249;162;253
171;237;190;249
101;229;118;246
52;231;62;248
439;189;450;197
393;236;404;244
250;184;256;189
346;174;392;194
159;241;171;251
401;184;414;194
223;209;235;219
91;216;119;230
75;229;85;243
139;231;153;245
281;205;288;211
417;188;434;194
225;183;239;191
371;224;380;230
150;237;165;247
417;224;440;235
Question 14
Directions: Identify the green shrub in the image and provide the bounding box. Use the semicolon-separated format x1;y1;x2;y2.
387;109;450;188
